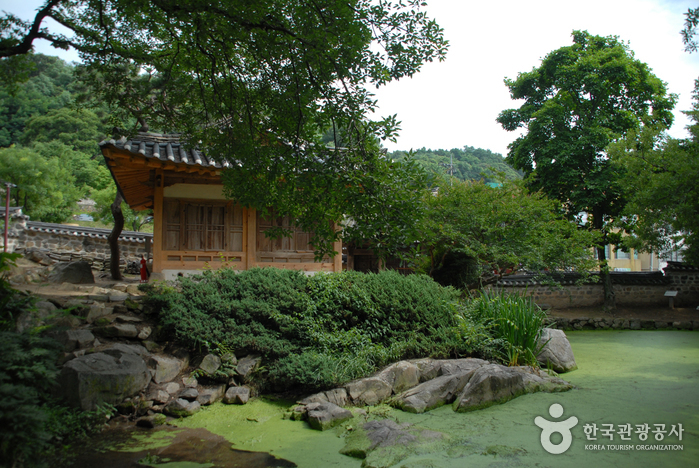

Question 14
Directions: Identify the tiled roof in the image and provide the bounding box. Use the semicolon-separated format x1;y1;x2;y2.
99;132;232;169
26;221;152;244
496;271;671;286
664;261;699;272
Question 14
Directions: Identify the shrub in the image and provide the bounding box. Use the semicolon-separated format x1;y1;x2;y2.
465;289;549;366
144;268;486;392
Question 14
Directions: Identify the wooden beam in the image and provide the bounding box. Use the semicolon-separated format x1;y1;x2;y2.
152;169;164;274
247;207;256;270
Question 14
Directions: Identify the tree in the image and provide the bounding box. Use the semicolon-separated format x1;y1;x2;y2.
681;6;699;53
418;178;598;289
0;145;81;222
610;85;699;267
1;0;448;260
497;30;676;309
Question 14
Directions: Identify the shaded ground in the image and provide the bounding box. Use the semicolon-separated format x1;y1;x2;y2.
71;424;296;468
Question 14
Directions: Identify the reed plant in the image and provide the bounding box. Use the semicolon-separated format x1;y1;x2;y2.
466;289;550;366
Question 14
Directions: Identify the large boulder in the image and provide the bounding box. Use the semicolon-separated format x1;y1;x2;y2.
223;386;250;404
197;384;226;405
236;355;261;378
452;364;526;412
148;354;189;384
345;377;392;406
48;261;94;284
57;349;151;410
392;369;477;413
164;398;200;417
537;328;578;373
377;361;420;394
340;419;446;467
198;353;222;375
306;401;353;431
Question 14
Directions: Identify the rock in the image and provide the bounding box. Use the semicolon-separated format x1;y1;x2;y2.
412;358;487;382
124;298;142;311
345;377;392;406
57;349;151;411
86;304;112;323
164;382;181;395
223;386;250;404
179;388;199;401
197;384;226;405
52;329;95;351
147;389;171;404
93;323;139;339
183;376;198;388
48;261;94;284
199;353;222;375
236;355;261;378
148;354;188;383
115;315;143;323
303;387;349;407
25;248;51;265
137;326;152;340
340;419;445;467
164;398;200;417
536;328;577;373
126;284;143;296
377;361;420;394
392;370;477;413
104;343;150;358
136;413;167;428
306;401;353;431
453;364;527;412
108;292;129;302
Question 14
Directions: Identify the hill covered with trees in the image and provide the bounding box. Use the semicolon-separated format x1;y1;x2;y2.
390;146;521;183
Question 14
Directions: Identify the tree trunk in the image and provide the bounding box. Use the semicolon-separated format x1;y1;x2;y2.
592;206;616;312
596;245;616;312
108;192;124;281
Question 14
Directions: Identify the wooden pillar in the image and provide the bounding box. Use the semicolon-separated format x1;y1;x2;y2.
152;169;164;273
247;207;256;269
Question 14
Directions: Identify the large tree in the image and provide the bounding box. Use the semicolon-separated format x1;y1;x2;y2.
497;30;676;309
1;0;448;258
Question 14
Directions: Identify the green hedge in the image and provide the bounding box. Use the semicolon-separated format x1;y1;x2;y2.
143;268;488;391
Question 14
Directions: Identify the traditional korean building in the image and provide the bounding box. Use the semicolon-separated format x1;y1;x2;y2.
100;132;341;280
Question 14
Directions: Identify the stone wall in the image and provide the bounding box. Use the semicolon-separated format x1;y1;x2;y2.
6;219;152;271
492;266;699;309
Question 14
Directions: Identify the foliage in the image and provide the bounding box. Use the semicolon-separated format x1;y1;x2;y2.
1;0;448;259
497;30;676;307
610;81;699;266
144;268;485;392
418;178;598;288
391;146;520;183
0;144;81;222
681;6;699;53
92;186;153;232
465;289;549;367
0;331;60;467
0;252;35;331
0;267;115;467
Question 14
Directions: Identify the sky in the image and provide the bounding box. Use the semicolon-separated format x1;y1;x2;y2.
5;0;699;157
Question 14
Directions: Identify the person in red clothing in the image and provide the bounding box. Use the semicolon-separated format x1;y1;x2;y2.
140;255;149;283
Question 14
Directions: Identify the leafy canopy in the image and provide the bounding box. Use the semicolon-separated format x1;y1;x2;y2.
610;80;699;266
497;30;675;232
1;0;448;257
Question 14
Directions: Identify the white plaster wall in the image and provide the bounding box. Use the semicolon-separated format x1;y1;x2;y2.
163;184;225;200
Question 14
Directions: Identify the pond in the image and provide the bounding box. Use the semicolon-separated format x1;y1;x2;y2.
79;331;698;467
